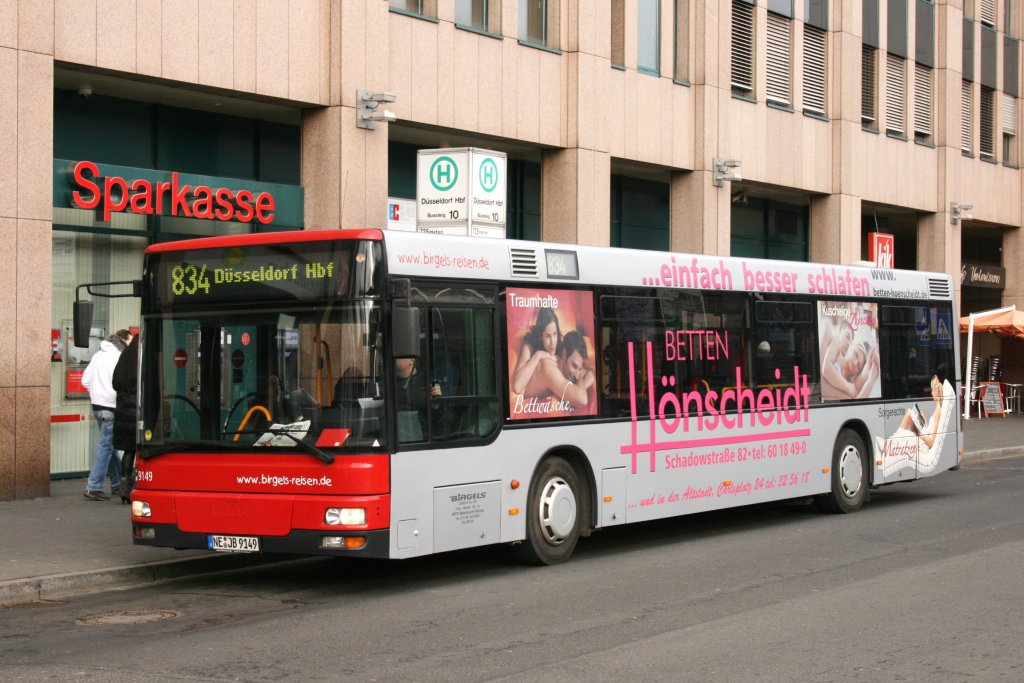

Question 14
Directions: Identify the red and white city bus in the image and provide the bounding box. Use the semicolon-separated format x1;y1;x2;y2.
116;229;960;564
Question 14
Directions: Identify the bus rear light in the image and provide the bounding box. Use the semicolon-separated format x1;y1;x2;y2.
325;507;366;526
132;501;152;517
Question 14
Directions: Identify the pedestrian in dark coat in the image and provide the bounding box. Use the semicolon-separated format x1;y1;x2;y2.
112;333;139;503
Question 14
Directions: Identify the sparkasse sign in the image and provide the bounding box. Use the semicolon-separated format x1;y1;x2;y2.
69;160;277;224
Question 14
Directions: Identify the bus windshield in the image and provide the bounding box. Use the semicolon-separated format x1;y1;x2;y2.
139;302;388;452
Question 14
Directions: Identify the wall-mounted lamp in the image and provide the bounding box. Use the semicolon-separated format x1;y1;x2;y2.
713;157;742;187
950;201;974;224
357;89;398;130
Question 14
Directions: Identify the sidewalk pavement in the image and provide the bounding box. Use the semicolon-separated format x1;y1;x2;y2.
3;414;1023;606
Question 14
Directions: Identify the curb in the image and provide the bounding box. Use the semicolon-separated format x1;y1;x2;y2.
0;553;283;607
959;447;1024;464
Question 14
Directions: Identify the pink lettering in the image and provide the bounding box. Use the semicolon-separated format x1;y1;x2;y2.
620;340;812;474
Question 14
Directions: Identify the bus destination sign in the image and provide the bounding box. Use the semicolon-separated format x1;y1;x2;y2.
150;243;359;307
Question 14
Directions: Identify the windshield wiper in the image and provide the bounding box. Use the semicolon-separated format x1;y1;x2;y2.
263;427;335;464
141;432;335;464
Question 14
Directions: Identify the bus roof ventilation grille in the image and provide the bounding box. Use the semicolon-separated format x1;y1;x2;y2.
510;248;540;279
928;278;951;298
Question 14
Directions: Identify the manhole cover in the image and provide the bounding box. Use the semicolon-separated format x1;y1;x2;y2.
76;609;182;626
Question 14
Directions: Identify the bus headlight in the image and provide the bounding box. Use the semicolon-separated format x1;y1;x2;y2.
132;501;152;517
325;507;366;526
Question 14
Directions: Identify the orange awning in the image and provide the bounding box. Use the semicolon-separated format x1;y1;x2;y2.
960;309;1024;338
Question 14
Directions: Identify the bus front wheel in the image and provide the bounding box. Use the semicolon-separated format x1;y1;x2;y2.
816;429;868;514
511;456;582;565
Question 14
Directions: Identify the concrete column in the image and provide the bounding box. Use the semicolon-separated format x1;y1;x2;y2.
0;2;54;500
670;169;731;256
540;148;611;246
810;193;861;265
1001;227;1024;310
301;0;389;231
918;211;960;286
301;105;390;231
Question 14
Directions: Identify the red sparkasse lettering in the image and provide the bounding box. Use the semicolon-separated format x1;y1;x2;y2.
69;161;276;225
103;175;129;221
214;187;235;221
255;192;276;224
129;178;154;214
191;185;214;219
235;189;255;223
155;180;171;214
170;172;193;218
72;161;101;209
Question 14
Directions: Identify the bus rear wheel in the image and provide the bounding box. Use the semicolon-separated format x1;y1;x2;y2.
511;456;582;565
816;429;868;514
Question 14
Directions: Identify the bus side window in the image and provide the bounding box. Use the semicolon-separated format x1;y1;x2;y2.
751;299;819;400
431;306;499;443
410;286;499;445
878;303;955;400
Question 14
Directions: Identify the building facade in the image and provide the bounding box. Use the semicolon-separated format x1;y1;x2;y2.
1;0;1021;499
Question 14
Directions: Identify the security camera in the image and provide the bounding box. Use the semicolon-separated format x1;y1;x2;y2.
78;85;92;98
361;90;397;104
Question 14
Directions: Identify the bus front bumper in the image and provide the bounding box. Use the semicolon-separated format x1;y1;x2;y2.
131;523;391;558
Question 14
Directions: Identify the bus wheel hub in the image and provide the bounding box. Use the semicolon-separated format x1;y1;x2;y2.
539;477;576;544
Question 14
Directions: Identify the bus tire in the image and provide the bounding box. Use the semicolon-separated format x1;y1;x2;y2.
511;456;582;565
816;429;868;514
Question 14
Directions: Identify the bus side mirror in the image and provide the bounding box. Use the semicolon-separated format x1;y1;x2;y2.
391;306;421;358
73;300;94;348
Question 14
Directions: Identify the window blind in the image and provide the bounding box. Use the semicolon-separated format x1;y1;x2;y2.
862;45;877;124
731;0;755;93
962;80;973;152
1004;92;1017;135
766;13;792;105
914;63;932;136
885;53;905;134
981;86;995;157
803;25;827;114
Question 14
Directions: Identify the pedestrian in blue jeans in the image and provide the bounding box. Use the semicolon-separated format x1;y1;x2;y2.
82;329;132;501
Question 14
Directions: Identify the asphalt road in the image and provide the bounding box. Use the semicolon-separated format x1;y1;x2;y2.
3;454;1024;682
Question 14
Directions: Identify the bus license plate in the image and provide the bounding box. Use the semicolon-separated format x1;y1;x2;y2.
208;535;260;553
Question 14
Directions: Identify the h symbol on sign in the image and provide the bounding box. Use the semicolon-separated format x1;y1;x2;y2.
435;163;452;185
481;165;495;187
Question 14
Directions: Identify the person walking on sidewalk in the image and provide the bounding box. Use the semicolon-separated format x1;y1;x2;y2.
82;329;132;501
112;332;139;504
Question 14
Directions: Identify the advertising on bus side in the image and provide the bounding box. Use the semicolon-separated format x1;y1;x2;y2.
505;287;597;420
817;301;881;402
